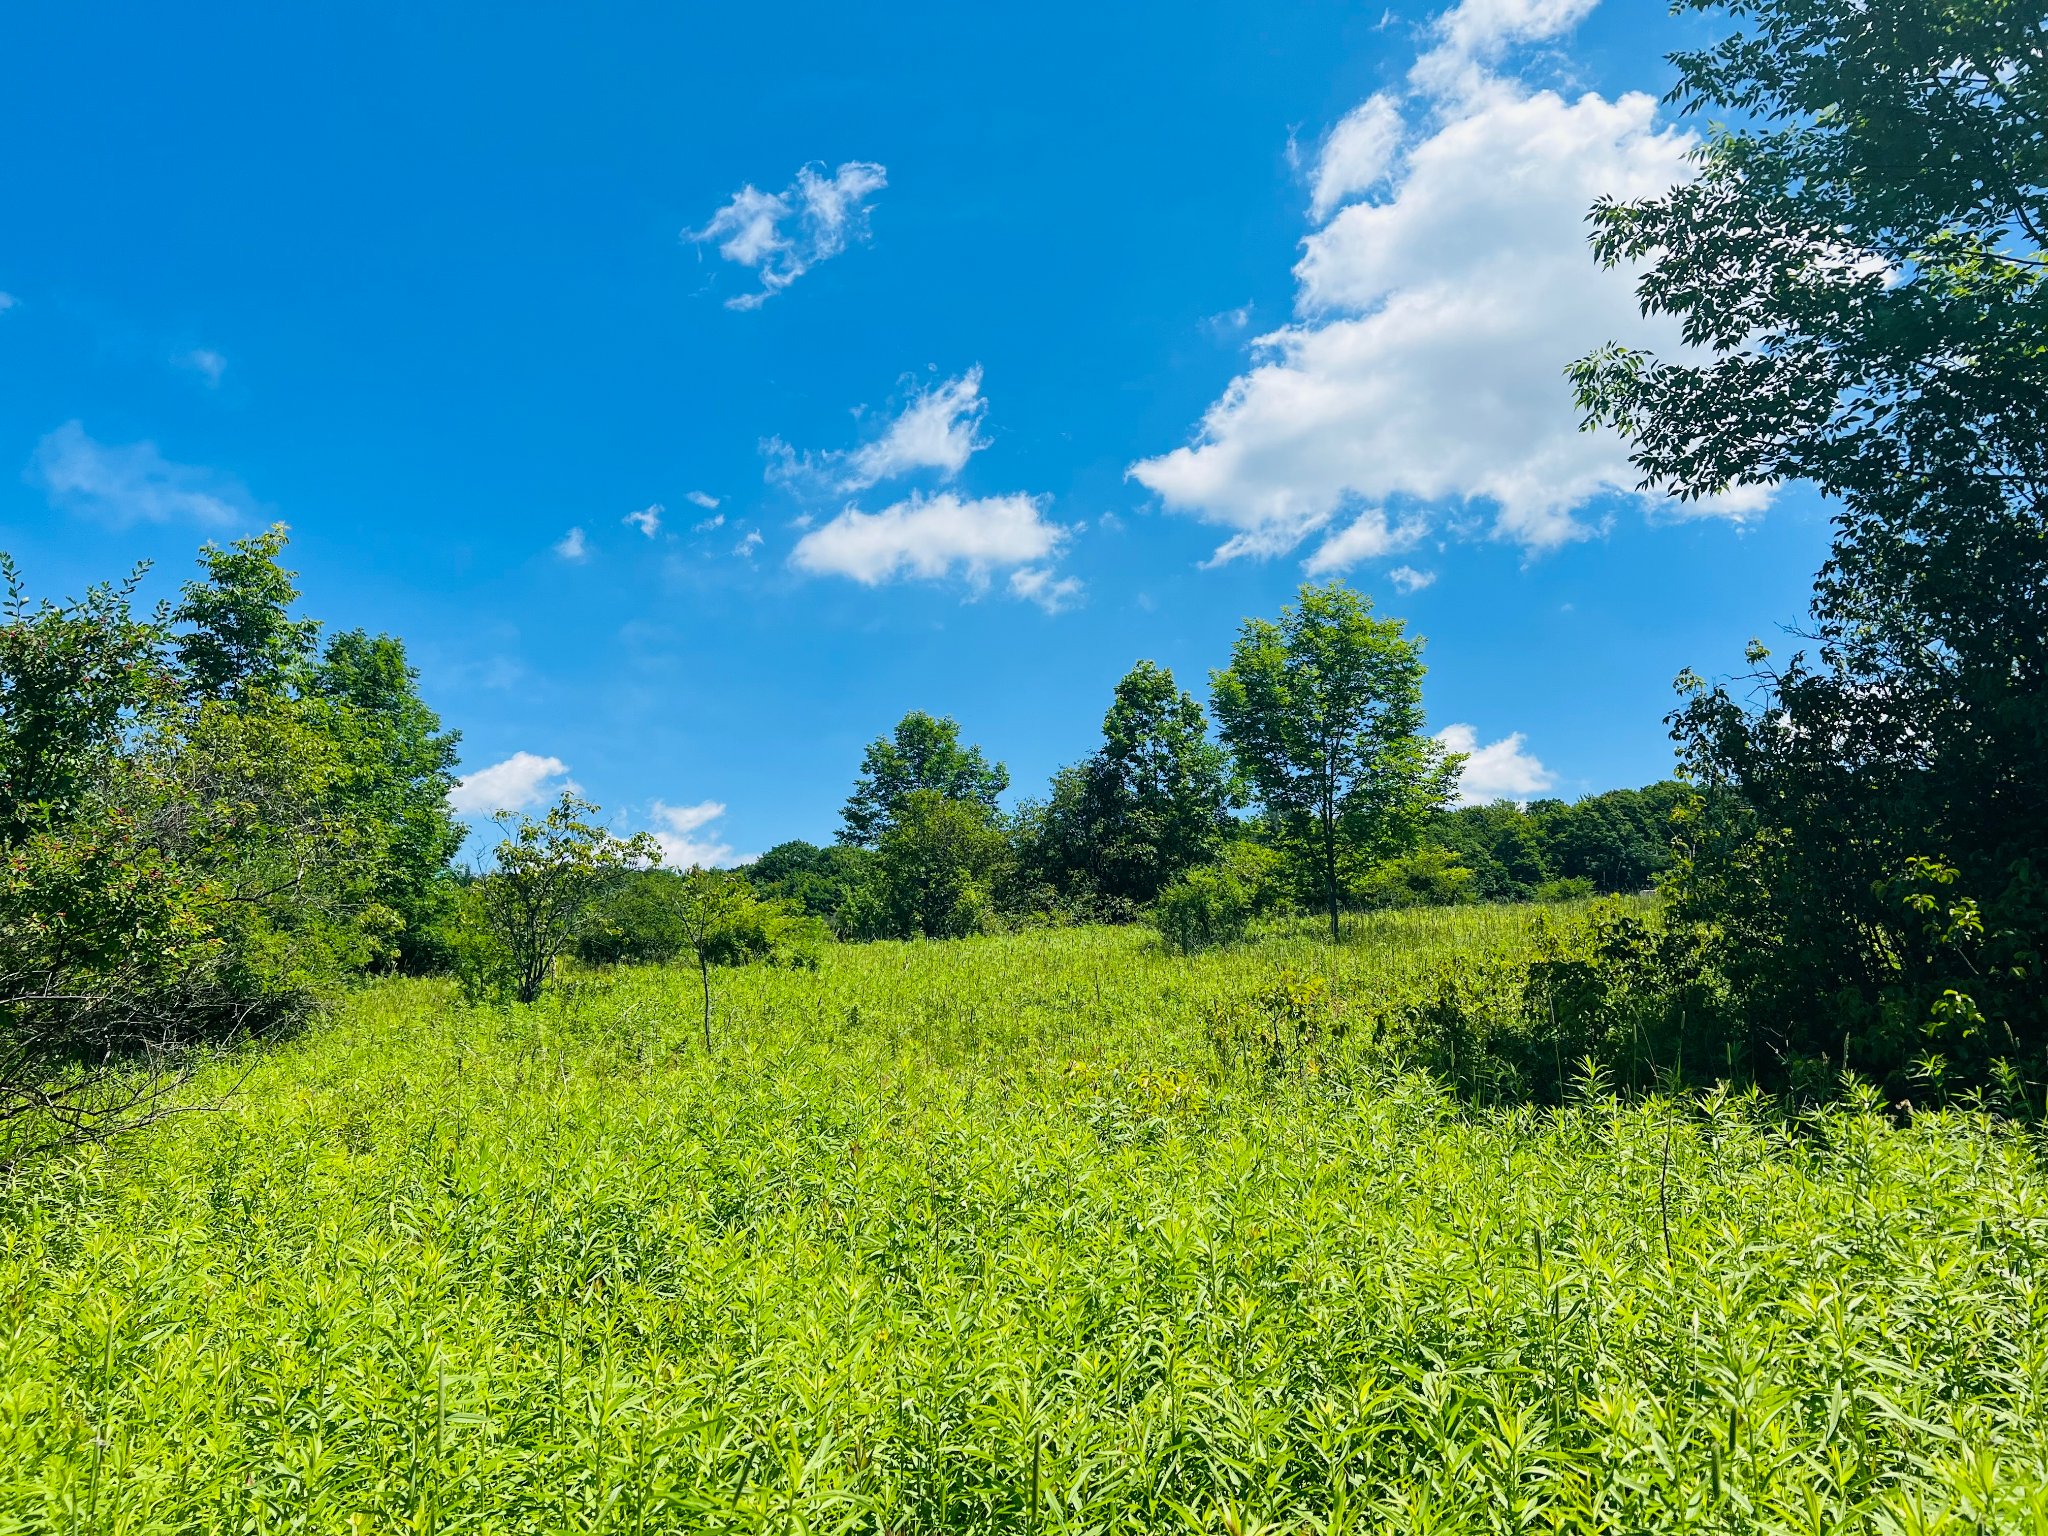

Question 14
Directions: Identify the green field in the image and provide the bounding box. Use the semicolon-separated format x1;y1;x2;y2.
5;910;2046;1533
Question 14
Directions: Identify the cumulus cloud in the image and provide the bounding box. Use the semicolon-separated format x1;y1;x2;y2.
688;160;887;309
1129;0;1770;572
790;491;1068;591
1437;723;1556;804
647;799;746;869
554;527;589;562
768;368;989;493
449;752;576;815
623;504;662;537
31;421;251;526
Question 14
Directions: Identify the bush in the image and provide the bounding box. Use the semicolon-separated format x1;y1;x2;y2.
1357;846;1476;909
1151;864;1253;954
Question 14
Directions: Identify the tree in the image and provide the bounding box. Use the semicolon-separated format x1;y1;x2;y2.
1023;662;1235;914
1571;0;2048;1091
743;840;876;934
309;630;466;970
846;789;1011;940
465;794;658;1004
1211;582;1459;942
674;868;763;1053
171;526;320;703
840;712;1007;847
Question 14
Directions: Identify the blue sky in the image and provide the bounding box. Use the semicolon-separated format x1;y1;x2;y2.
1;0;1831;865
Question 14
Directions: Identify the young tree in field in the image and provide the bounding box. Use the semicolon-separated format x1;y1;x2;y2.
674;867;761;1054
470;794;657;1004
1571;0;2048;1089
1211;583;1459;943
1024;662;1235;914
840;711;1007;847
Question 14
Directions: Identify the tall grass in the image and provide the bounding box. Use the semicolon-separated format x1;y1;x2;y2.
2;911;2044;1531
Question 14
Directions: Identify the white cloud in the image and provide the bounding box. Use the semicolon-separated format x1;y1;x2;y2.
684;490;721;510
1301;507;1426;575
790;491;1068;590
648;799;745;869
181;348;227;386
1388;564;1437;592
693;511;725;533
768;368;989;492
1008;566;1084;614
687;160;887;309
1310;95;1404;219
1437;723;1556;804
449;752;576;815
1129;0;1770;571
30;421;251;526
554;526;589;562
734;528;763;558
1412;0;1601;97
623;503;662;537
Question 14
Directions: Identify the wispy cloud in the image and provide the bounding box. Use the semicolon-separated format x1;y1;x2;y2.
1389;564;1437;592
687;160;887;309
623;504;662;537
767;368;989;493
734;529;763;558
180;348;227;386
30;420;252;526
683;490;721;510
554;527;589;562
0;292;17;314
647;799;747;869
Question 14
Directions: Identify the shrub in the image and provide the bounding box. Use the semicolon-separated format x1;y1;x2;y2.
1152;864;1253;954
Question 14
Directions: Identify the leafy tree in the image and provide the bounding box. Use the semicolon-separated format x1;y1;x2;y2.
462;794;658;1004
743;839;876;933
309;630;465;970
1572;0;2048;1090
1023;662;1235;914
171;526;320;703
1211;582;1459;942
840;712;1007;847
846;789;1010;940
0;557;169;842
1356;846;1477;911
673;868;766;1054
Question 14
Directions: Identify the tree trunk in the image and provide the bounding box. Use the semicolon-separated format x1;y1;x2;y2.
1324;809;1340;945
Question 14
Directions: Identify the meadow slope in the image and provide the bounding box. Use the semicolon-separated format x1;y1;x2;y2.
3;912;2046;1532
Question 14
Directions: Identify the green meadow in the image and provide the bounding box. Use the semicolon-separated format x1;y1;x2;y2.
3;910;2045;1533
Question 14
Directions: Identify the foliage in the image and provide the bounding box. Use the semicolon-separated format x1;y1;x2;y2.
844;789;1011;940
309;629;466;972
1572;0;2048;1095
170;525;321;704
1020;661;1236;916
6;918;2048;1528
457;794;659;1006
1355;844;1476;910
1212;581;1459;940
741;839;876;935
1151;863;1253;954
839;711;1008;848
